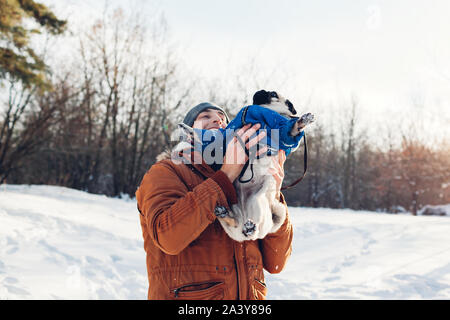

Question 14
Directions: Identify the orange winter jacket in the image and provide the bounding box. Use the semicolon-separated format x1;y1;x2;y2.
136;150;293;300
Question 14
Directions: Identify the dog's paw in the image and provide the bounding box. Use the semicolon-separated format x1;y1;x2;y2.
242;219;256;237
174;123;193;143
214;206;229;218
215;206;238;227
299;113;315;127
290;113;315;135
176;122;205;145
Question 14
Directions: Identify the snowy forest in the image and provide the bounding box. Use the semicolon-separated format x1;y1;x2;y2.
1;1;449;215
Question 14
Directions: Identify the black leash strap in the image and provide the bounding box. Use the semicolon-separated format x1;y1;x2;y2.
237;105;254;183
234;133;254;183
281;133;308;191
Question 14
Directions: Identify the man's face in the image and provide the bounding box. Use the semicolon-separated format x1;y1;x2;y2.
193;108;227;130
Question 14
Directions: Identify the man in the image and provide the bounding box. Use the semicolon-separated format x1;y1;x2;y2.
136;102;293;299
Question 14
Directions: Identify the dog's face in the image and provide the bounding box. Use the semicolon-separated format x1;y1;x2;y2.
252;90;297;117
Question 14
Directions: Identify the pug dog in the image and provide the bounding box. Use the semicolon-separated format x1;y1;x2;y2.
172;90;314;241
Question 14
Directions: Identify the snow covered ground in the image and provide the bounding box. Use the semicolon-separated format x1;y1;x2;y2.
1;185;449;300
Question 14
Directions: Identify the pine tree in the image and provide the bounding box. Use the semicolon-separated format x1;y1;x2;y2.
0;0;66;88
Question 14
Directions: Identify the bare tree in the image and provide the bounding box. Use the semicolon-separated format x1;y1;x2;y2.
0;77;68;183
34;7;193;196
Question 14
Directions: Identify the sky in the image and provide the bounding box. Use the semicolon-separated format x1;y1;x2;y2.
40;0;450;142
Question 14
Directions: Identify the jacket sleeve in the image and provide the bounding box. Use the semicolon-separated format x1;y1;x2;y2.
136;161;236;255
259;192;293;274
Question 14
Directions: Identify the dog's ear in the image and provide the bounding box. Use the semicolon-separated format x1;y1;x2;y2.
285;99;297;115
253;90;271;105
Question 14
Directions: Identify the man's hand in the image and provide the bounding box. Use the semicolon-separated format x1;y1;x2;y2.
221;123;268;182
268;150;286;201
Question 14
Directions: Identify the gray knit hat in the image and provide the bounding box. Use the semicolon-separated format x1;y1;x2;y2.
183;102;229;127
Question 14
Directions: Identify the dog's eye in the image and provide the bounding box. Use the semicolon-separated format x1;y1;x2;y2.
270;92;278;99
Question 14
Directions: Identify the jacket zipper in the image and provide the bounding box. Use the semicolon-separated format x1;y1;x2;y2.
174;287;182;298
173;281;221;298
233;242;247;299
233;249;240;299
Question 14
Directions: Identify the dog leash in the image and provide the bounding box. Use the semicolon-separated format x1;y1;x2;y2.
235;131;308;189
280;133;308;191
235;134;254;183
236;106;255;183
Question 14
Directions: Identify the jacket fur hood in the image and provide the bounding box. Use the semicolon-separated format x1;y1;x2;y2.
156;149;172;162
